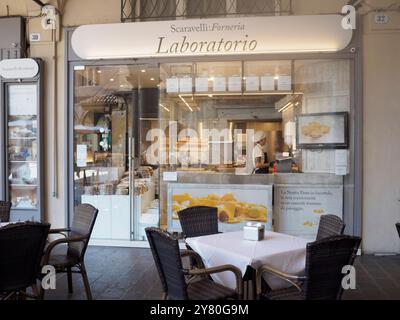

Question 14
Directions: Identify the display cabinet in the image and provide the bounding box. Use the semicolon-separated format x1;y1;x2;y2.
0;59;44;222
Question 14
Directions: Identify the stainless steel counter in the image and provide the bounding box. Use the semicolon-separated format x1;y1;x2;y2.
174;172;343;185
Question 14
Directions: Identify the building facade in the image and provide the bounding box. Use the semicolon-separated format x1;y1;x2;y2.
0;0;400;253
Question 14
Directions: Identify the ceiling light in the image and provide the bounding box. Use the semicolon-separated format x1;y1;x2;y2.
179;95;193;112
159;104;170;112
150;77;155;81
141;69;146;73
97;70;102;74
278;102;293;113
109;78;114;82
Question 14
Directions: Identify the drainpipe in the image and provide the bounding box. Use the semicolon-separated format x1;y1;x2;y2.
52;23;58;198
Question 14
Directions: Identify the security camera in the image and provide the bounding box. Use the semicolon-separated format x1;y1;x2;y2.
41;5;58;30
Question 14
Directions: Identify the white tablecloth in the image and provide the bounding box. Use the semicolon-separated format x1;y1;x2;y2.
186;230;309;290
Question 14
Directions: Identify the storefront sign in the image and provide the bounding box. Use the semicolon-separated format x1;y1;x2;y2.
71;15;353;60
274;185;343;238
0;58;39;79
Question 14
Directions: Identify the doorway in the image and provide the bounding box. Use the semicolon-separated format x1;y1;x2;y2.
72;64;160;242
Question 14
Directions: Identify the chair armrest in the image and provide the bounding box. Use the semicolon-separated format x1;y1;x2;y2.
186;264;243;299
256;265;306;296
49;228;71;238
43;235;87;265
180;250;205;269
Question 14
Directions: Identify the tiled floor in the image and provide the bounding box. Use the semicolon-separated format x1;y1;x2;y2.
44;246;400;300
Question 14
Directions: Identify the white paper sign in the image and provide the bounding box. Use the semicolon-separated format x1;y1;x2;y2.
77;144;88;167
335;166;347;176
166;77;179;93
335;150;348;175
213;77;226;92
261;75;275;91
163;171;178;181
245;76;259;91
179;77;192;93
228;76;242;92
277;75;292;91
195;77;209;92
8;85;37;116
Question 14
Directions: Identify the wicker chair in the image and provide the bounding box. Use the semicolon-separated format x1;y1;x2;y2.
0;222;50;300
316;214;345;240
0;201;11;223
145;227;243;300
178;206;219;238
256;235;361;300
42;204;98;300
396;223;400;239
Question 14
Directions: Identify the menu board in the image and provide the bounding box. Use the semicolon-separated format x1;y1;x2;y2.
274;184;343;239
168;183;273;232
261;75;275;91
277;75;292;91
195;77;209;92
228;76;242;92
166;77;179;93
179;77;192;93
245;76;260;91
213;77;226;92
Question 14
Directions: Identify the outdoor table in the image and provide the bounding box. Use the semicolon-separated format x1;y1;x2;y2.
186;230;309;299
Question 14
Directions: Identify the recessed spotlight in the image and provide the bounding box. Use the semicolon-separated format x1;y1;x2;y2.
109;78;114;82
150;77;155;81
141;69;146;73
274;76;279;80
97;70;102;74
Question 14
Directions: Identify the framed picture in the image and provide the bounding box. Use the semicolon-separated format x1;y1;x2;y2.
167;183;273;233
296;112;349;149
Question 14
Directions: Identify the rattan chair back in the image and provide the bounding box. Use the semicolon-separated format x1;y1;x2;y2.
178;206;218;238
0;222;50;292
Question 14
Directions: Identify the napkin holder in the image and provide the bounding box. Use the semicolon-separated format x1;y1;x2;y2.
243;223;265;241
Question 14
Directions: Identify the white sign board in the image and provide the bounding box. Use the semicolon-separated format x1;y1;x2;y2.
8;85;37;116
274;185;343;239
0;59;39;79
77;144;88;167
195;77;209;92
71;15;353;59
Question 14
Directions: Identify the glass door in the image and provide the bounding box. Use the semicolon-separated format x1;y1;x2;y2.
72;64;159;242
7;84;39;216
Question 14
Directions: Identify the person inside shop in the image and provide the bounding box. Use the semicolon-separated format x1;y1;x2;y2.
252;131;269;174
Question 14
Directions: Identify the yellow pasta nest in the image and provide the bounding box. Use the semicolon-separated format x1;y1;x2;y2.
301;122;331;139
172;192;268;223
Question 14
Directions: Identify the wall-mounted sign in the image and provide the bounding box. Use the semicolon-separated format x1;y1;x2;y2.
274;184;343;238
0;58;39;79
168;183;273;233
71;15;353;60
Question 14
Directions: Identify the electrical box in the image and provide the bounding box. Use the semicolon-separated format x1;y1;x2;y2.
0;17;26;60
